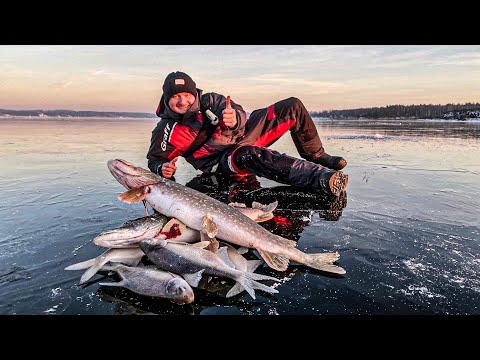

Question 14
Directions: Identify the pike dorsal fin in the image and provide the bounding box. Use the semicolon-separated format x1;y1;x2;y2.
256;249;289;271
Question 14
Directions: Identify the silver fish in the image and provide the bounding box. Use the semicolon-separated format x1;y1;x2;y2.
109;159;345;275
140;239;279;299
93;213;168;248
99;263;194;305
64;248;144;284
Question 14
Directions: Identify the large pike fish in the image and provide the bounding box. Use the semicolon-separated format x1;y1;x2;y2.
93;203;277;249
108;159;345;275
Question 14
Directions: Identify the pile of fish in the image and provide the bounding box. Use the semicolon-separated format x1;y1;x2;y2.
65;159;346;305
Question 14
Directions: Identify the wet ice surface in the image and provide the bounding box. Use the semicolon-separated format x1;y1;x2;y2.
0;117;479;315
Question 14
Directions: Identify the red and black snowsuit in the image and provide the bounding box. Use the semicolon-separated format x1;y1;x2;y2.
147;89;247;174
147;91;335;191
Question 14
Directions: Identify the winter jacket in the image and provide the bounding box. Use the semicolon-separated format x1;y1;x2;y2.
147;89;247;174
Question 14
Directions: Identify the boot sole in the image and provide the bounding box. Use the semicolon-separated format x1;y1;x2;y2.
329;171;349;196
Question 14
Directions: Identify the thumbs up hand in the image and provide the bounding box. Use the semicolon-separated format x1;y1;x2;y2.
161;156;178;178
222;96;237;129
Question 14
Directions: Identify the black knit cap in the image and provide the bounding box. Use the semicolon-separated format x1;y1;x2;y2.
162;71;197;101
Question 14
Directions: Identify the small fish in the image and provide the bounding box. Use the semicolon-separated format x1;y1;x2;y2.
140;239;279;300
64;248;144;284
99;263;194;305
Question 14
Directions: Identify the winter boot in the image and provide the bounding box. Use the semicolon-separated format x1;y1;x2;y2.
287;158;348;196
313;152;347;170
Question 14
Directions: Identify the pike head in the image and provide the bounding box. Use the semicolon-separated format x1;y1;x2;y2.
107;159;164;190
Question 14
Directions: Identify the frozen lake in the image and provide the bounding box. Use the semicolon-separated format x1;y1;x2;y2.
0;117;479;315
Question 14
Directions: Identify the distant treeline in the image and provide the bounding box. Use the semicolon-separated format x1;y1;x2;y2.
312;103;480;120
2;103;480;120
0;109;157;118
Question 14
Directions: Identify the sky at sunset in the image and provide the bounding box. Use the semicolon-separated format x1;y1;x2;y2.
1;45;479;114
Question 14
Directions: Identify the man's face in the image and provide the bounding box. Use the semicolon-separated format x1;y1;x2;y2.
168;92;196;114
